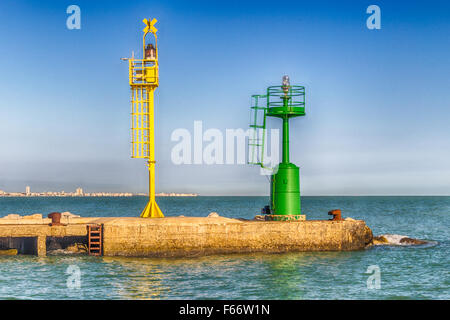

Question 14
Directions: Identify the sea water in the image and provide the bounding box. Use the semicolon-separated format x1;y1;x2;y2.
0;196;448;299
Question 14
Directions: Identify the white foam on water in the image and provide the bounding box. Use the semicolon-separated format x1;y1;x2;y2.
374;234;437;247
380;234;409;245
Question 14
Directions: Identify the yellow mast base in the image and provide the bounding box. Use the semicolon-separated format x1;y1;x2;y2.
140;200;164;218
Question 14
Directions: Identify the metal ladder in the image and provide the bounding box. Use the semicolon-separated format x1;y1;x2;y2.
248;94;267;166
87;224;103;256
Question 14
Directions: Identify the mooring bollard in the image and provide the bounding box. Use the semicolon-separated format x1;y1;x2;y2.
48;212;63;226
328;209;343;221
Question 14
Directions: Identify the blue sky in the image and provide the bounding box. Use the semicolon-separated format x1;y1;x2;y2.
0;0;449;195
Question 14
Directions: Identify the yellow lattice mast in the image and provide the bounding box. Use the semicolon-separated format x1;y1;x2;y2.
122;18;163;218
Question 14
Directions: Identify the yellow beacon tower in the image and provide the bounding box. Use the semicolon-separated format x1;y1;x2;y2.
124;18;163;218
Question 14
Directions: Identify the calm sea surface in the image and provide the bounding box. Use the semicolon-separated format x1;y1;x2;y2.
0;196;448;299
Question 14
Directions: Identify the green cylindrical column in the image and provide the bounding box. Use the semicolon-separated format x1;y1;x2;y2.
282;96;290;164
282;117;289;164
270;163;301;215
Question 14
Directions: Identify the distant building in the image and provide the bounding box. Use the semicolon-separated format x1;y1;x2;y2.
75;187;84;196
26;186;31;196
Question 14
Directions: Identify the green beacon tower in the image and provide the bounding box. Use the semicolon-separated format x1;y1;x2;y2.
249;76;306;221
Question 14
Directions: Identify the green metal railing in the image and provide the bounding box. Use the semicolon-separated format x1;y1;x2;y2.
248;86;306;168
267;85;305;108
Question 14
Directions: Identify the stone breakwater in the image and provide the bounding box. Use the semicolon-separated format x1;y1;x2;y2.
0;213;374;257
102;217;373;257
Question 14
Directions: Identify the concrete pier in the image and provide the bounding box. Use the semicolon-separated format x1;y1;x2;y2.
0;216;373;257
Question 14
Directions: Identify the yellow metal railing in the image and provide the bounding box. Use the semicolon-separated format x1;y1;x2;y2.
129;59;159;86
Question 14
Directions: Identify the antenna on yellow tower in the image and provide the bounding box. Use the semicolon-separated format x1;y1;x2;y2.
121;18;163;218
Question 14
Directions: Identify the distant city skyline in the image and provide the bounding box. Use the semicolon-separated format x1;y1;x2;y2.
0;185;133;197
0;0;449;196
0;185;197;197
